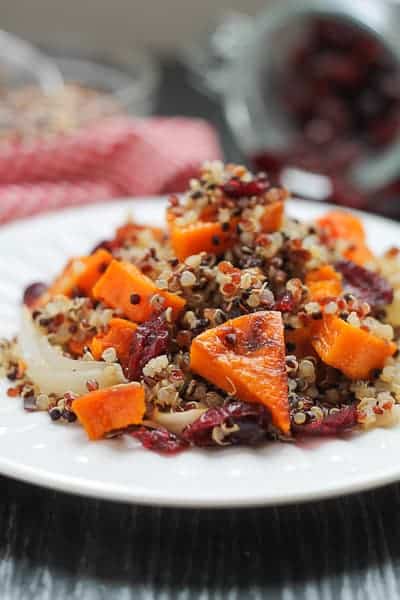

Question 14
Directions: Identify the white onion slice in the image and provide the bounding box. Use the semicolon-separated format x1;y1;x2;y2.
19;308;126;395
152;408;207;435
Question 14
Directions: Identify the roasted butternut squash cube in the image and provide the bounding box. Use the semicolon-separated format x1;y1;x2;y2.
73;382;145;440
169;220;236;261
317;211;373;266
306;265;342;301
312;315;396;380
90;318;137;367
261;201;284;233
93;260;185;322
190;311;289;434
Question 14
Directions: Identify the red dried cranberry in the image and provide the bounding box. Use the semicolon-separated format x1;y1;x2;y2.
23;282;47;308
182;402;271;447
131;427;188;454
221;178;268;198
292;404;357;436
126;315;169;381
335;260;393;309
274;291;295;313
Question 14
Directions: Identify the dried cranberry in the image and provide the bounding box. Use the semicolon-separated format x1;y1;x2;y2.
126;315;169;381
335;260;393;309
292;404;357;436
274;291;295;313
23;282;47;308
182;402;271;447
221;178;268;198
228;420;268;446
131;427;188;454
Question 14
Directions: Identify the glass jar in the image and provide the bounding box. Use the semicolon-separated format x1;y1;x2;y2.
186;1;400;218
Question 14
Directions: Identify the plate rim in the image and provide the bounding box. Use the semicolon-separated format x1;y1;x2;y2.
1;196;400;508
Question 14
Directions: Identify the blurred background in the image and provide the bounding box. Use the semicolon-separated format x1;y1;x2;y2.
1;0;400;222
0;1;268;52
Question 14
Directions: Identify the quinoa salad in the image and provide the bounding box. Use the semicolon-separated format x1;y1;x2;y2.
1;161;400;454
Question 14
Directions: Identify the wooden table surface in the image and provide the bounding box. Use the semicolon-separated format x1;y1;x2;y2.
2;475;400;599
2;60;400;600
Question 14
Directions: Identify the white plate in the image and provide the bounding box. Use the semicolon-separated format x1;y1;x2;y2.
1;198;400;508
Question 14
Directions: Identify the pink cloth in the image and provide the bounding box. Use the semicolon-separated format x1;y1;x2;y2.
0;116;222;224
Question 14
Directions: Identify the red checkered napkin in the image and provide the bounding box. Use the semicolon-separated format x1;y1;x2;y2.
0;116;222;224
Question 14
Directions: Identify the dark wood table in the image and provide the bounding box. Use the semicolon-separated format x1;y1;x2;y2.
2;60;400;600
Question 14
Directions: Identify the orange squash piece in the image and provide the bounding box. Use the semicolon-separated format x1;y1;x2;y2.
306;265;342;301
67;337;92;358
190;311;289;433
285;327;316;359
317;210;373;265
317;210;366;243
46;249;112;300
344;243;374;266
93;259;185;322
261;201;284;233
74;249;113;297
169;220;236;261
168;198;284;261
311;315;396;380
90;318;138;367
73;382;145;441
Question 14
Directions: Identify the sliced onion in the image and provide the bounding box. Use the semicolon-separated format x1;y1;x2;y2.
152;408;207;435
19;308;126;395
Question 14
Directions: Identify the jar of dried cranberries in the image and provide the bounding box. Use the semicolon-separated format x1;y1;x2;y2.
188;1;400;218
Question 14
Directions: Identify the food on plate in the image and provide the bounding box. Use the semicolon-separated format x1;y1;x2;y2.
1;161;400;453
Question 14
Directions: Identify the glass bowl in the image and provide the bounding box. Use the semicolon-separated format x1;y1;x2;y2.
0;30;63;91
50;50;160;116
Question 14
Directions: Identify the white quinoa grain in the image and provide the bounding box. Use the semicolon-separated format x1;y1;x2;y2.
143;355;169;377
347;312;361;328
294;412;306;425
185;254;202;269
157;385;178;405
363;317;394;341
247;293;260;308
156;278;168;290
324;301;338;315
305;302;320;315
102;347;117;363
36;393;50;411
184;311;198;329
310;406;323;420
180;271;196;287
240;272;253;290
240;232;254;246
260;288;275;306
299;359;315;382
